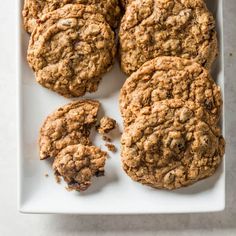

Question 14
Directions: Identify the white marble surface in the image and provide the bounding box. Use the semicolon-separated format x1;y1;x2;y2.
0;0;236;235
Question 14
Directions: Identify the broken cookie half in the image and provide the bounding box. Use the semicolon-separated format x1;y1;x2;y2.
53;144;107;192
39;100;100;160
39;99;108;192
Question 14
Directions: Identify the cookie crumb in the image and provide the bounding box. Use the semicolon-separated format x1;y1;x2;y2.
97;117;116;134
105;143;117;152
45;173;49;177
54;172;61;183
102;135;112;142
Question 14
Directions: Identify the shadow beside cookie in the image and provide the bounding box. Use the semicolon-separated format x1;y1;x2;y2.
79;164;120;196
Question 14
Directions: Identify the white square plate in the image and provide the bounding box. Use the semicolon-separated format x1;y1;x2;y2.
17;0;225;214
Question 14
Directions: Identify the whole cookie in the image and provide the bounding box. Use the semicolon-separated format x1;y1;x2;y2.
119;0;218;75
53;144;107;191
39;100;99;160
23;0;121;33
121;99;225;190
27;4;116;97
120;56;222;127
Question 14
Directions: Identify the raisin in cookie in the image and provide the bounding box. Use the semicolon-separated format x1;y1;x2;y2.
39;100;99;160
23;0;121;33
119;0;218;75
120;56;222;127
53;144;107;191
121;99;225;190
27;4;116;97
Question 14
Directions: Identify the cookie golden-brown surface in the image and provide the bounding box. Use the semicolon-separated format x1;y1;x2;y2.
53;144;107;191
120;56;222;127
121;99;225;190
119;0;218;75
39;100;99;160
23;0;121;33
27;4;116;97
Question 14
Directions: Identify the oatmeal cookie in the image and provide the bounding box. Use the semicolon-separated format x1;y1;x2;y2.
120;56;222;127
27;4;116;97
39;100;99;160
23;0;121;33
53;144;107;191
96;116;117;134
119;0;218;75
121;99;225;190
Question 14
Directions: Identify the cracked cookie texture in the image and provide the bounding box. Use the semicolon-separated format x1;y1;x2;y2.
119;0;218;75
39;100;99;160
120;56;222;127
53;144;107;191
121;99;225;190
27;4;116;97
23;0;121;33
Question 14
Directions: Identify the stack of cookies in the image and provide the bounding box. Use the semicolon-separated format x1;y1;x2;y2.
119;0;225;189
23;1;121;97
